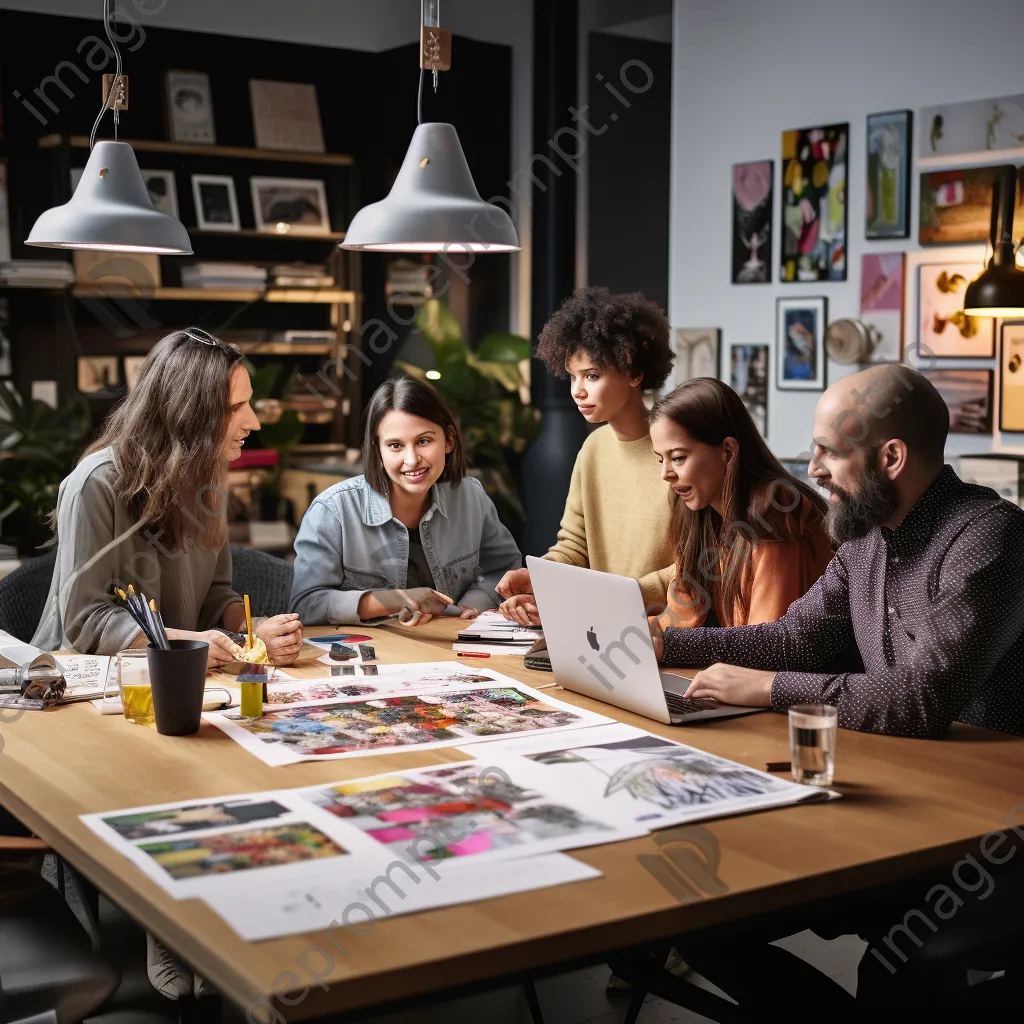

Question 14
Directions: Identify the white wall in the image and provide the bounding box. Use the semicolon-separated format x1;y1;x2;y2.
0;0;534;335
671;0;1024;460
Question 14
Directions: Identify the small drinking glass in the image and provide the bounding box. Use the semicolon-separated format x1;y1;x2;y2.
788;704;837;787
102;651;155;725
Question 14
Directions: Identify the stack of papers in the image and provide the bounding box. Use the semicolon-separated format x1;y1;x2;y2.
453;610;542;656
0;260;75;287
80;706;833;942
180;263;267;290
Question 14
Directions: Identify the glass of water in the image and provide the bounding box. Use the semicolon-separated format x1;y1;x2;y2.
788;704;837;787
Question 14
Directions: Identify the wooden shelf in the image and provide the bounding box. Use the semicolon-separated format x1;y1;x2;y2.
236;342;331;355
189;227;347;242
72;286;355;304
39;135;355;167
918;147;1024;170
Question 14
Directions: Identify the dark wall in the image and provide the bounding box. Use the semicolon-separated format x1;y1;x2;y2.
0;10;511;411
586;31;671;311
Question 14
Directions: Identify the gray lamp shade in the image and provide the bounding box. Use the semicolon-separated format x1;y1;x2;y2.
341;123;519;253
25;140;193;254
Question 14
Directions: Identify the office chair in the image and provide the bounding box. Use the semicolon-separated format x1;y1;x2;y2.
229;545;293;617
0;550;57;643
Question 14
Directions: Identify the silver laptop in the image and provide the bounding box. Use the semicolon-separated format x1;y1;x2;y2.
527;556;765;726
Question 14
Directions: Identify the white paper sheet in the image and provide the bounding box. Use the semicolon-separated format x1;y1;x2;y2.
458;723;836;830
54;654;111;698
205;680;612;766
79;757;637;903
203;853;601;942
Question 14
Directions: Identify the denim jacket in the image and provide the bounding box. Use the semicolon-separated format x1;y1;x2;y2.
290;474;522;625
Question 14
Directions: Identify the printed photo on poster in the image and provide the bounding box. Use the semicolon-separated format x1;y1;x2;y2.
776;297;827;391
1000;323;1024;433
917;263;994;359
674;328;720;383
77;356;120;395
925;369;993;435
781;123;848;282
141;170;178;218
731;160;773;283
919;166;1024;246
919;94;1024;159
860;253;905;361
250;177;331;236
727;344;768;437
866;110;912;239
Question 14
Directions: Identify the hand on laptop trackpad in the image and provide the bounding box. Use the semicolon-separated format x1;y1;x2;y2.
660;671;696;697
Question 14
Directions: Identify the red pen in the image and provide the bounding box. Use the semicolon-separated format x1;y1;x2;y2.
457;652;490;658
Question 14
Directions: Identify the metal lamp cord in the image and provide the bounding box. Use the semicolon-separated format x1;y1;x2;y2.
89;0;123;150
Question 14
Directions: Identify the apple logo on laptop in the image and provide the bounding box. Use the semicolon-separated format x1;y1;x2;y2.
586;626;599;651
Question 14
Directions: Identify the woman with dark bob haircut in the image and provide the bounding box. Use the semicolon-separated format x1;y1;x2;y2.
291;375;521;625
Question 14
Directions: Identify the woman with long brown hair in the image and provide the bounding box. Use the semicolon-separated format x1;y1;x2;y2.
33;327;303;668
649;377;831;634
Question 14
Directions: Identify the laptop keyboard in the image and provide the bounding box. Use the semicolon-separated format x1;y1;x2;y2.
664;692;720;715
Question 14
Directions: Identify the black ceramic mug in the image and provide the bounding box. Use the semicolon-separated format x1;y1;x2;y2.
147;640;208;736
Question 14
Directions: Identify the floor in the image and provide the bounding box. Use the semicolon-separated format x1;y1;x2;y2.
60;857;868;1024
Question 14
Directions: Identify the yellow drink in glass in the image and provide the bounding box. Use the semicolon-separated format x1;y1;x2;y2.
122;683;155;726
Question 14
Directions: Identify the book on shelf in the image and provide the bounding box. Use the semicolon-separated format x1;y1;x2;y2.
269;263;334;288
180;262;268;290
0;260;76;286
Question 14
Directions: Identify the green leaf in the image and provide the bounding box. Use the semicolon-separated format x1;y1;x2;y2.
248;363;282;401
475;332;531;364
416;298;464;346
433;356;475;403
256;409;304;452
470;359;521;392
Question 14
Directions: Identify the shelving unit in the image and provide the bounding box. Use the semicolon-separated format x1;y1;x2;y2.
25;131;366;448
38;135;355;167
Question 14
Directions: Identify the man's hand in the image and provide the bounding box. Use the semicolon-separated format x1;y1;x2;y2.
496;568;533;599
254;613;304;665
499;593;541;626
683;663;775;706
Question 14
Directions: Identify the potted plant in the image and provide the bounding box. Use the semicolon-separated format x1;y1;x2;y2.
0;386;88;555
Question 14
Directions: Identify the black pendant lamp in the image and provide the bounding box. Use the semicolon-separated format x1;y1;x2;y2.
963;164;1024;318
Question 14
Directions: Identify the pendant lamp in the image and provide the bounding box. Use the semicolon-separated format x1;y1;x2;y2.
25;0;192;255
341;2;518;254
963;164;1024;317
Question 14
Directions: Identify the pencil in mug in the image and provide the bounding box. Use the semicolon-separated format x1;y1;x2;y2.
147;597;170;651
115;587;157;645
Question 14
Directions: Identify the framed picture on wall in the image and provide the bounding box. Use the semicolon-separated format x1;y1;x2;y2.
865;110;911;239
191;174;240;232
165;70;216;144
776;297;827;391
726;344;769;437
731;160;773;284
919;166;1024;246
924;369;993;435
250;177;331;235
919;93;1024;159
860;253;905;361
673;328;720;384
1000;322;1024;433
141;170;179;218
780;123;848;282
916;263;994;359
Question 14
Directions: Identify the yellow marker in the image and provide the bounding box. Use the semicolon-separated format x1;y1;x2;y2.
243;594;253;650
116;588;127;600
149;599;157;612
128;584;135;595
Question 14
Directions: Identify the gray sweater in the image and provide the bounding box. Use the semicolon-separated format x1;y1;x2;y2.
32;448;241;654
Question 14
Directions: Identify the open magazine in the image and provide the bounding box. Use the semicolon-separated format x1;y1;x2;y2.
0;629;111;710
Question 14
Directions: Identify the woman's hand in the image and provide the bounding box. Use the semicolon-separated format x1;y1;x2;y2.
457;606;481;620
359;588;454;626
496;568;533;599
649;616;665;663
254;613;304;665
166;628;244;671
498;593;541;626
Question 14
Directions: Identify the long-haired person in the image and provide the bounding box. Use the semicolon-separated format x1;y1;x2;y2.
33;328;303;668
650;377;831;633
290;376;521;625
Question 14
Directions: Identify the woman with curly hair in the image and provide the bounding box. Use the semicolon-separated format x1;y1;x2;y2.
33;328;303;669
498;286;677;624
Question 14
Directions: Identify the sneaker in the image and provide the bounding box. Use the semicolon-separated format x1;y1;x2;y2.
146;933;192;1001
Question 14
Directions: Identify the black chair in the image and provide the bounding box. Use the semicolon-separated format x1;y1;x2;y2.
229;545;294;617
0;865;119;1024
0;551;57;643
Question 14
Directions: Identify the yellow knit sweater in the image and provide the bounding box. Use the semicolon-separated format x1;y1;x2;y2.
544;424;676;607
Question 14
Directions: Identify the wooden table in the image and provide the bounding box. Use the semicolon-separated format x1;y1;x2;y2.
2;622;1023;1021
